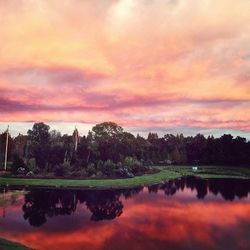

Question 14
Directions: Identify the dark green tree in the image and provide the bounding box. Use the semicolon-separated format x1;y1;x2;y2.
91;122;124;162
27;122;51;169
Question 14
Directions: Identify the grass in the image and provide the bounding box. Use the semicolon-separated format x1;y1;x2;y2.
0;166;249;189
170;165;250;179
0;167;181;189
0;238;34;250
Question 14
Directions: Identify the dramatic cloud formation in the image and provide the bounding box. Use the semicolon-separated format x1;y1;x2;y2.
0;0;250;135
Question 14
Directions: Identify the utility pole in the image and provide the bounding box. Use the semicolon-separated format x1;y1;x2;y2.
4;125;9;171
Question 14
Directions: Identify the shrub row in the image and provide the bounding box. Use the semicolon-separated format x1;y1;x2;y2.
11;156;152;179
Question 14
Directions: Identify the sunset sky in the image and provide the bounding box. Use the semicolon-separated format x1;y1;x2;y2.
0;0;250;137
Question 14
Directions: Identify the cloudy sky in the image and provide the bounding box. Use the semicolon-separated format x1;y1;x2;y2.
0;0;250;137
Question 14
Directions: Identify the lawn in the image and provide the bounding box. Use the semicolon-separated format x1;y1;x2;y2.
0;238;34;250
0;166;249;189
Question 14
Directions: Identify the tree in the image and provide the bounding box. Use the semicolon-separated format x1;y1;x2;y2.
50;130;62;146
61;134;74;163
91;122;124;162
48;145;65;169
186;134;207;164
119;132;136;158
11;153;26;174
3;121;250;174
0;131;13;165
13;134;27;158
76;136;90;167
219;134;234;165
147;133;159;141
135;134;150;160
27;122;51;169
92;122;123;139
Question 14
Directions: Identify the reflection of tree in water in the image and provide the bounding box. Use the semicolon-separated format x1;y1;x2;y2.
22;187;143;227
5;178;250;227
84;191;123;221
23;190;77;227
186;177;208;199
208;179;250;201
148;177;250;201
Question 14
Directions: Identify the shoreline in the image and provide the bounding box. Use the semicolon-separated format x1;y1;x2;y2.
0;166;249;189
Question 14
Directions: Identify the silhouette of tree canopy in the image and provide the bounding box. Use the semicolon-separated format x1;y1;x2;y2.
1;122;250;172
27;123;51;169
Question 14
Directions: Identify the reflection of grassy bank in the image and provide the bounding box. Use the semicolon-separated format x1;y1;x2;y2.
0;166;249;189
0;238;34;250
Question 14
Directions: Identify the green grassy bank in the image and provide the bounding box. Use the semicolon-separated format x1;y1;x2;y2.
0;166;249;189
0;238;34;250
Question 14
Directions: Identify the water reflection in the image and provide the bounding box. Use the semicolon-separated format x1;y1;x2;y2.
1;177;250;227
22;188;142;226
148;177;250;200
0;178;250;250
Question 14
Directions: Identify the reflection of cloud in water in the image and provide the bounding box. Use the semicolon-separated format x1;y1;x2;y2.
0;178;250;250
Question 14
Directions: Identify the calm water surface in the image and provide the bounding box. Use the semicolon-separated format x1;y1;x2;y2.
0;177;250;250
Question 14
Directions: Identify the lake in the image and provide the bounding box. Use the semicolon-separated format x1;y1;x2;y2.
0;177;250;250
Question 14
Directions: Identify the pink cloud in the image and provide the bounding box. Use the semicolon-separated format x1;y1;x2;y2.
0;0;250;133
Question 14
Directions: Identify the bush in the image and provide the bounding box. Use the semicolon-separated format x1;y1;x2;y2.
11;154;27;174
17;167;26;175
33;167;42;175
96;160;104;171
96;171;104;178
27;158;36;172
79;169;88;178
140;159;153;167
123;157;142;173
70;162;81;171
26;171;35;177
103;160;116;176
54;162;71;177
115;166;134;178
86;163;96;176
69;169;88;178
116;162;122;169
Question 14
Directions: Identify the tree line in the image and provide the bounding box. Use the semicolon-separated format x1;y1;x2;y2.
0;122;250;177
